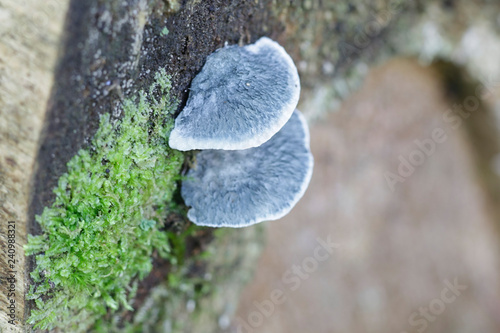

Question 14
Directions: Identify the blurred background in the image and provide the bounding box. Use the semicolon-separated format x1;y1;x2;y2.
231;57;500;333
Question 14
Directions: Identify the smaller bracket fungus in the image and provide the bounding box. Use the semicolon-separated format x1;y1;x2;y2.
181;110;313;227
169;37;300;151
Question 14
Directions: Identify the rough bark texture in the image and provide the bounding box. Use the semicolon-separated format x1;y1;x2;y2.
1;0;500;331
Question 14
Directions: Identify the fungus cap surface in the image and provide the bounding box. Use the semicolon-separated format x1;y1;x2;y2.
181;109;313;227
169;37;301;151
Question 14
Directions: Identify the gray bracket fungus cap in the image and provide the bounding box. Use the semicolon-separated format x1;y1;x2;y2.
181;109;313;228
169;37;301;151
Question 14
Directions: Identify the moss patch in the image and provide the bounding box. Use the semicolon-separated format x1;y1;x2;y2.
92;226;264;333
25;69;185;331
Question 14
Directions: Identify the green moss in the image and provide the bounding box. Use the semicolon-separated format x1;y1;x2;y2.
92;226;215;333
25;69;185;331
92;226;264;333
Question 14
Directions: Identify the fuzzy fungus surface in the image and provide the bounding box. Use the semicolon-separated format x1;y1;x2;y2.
169;37;301;151
182;110;313;227
25;70;185;331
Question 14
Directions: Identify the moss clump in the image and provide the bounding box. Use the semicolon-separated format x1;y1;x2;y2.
92;227;264;333
25;69;184;331
92;225;216;333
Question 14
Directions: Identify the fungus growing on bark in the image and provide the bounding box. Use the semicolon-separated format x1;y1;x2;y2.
181;110;313;227
169;37;300;151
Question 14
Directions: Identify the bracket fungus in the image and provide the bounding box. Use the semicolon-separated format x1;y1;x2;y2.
169;37;301;151
181;110;313;227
